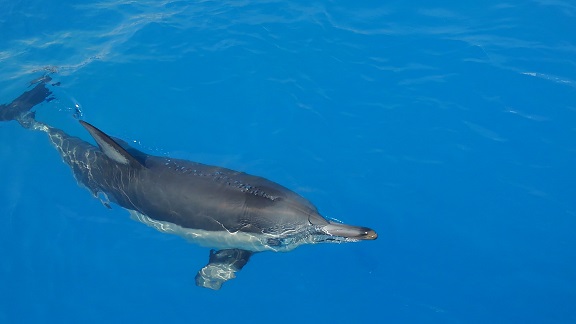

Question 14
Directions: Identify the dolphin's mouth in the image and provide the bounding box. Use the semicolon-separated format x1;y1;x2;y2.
320;223;378;241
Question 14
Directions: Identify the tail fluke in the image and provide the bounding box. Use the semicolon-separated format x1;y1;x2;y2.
0;76;53;122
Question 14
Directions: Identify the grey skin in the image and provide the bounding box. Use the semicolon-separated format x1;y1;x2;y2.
1;78;377;290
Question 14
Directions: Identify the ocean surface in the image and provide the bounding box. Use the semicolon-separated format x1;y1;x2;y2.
1;1;575;323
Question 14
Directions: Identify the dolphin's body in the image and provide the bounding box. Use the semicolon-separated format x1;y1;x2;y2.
1;78;377;289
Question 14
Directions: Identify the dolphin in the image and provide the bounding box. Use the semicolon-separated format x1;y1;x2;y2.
1;77;377;290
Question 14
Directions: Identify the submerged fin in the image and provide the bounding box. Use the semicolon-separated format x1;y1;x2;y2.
79;120;145;168
195;249;253;290
0;76;53;122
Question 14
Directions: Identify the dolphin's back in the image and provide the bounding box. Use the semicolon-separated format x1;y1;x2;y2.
123;154;328;233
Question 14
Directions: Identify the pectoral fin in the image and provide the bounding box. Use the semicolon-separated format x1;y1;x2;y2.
195;249;253;290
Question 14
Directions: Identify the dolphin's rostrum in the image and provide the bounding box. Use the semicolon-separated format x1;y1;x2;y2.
1;77;377;290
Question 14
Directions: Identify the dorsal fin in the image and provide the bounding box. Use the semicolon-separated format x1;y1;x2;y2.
79;120;145;168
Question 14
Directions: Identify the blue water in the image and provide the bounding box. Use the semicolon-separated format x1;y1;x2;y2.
1;1;575;323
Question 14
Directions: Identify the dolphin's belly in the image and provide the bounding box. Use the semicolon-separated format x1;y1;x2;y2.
129;210;315;252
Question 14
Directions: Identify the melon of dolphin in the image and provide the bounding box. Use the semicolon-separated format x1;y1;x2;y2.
1;77;377;290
